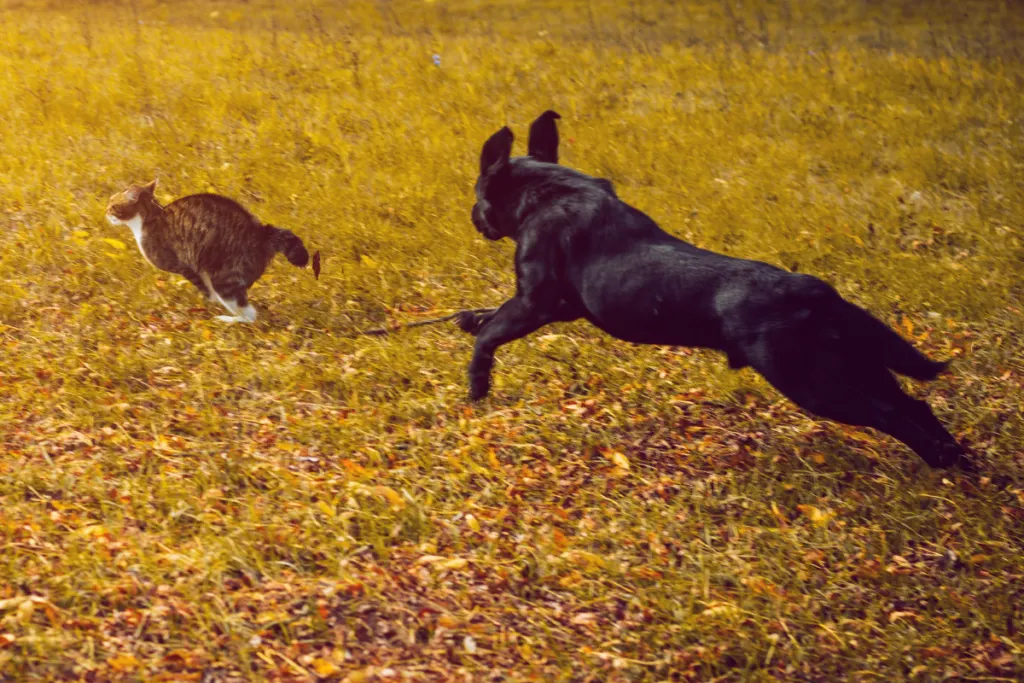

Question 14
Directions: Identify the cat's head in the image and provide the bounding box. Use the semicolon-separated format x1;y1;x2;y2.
106;180;158;225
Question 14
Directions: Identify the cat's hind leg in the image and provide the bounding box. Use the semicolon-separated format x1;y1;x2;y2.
207;274;257;323
212;295;257;324
182;269;213;301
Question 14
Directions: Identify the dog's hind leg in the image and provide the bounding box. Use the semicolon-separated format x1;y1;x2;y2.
835;297;949;380
749;338;970;469
873;395;972;470
725;346;750;369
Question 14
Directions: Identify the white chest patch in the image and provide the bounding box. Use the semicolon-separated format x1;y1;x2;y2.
107;213;151;264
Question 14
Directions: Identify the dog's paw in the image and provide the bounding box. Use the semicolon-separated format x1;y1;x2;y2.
456;310;490;336
951;451;979;475
468;378;491;401
930;443;977;473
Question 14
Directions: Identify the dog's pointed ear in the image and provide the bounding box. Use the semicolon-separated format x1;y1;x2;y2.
480;126;514;175
527;110;561;164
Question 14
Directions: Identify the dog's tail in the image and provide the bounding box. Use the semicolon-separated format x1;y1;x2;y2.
835;298;949;380
267;225;310;268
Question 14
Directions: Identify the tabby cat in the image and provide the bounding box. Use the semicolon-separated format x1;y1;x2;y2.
105;180;313;323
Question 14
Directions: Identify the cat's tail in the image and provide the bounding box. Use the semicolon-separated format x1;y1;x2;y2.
267;225;310;268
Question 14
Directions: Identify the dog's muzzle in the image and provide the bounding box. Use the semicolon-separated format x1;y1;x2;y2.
471;203;502;241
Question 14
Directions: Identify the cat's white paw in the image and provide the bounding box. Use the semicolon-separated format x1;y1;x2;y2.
238;305;257;323
216;315;246;324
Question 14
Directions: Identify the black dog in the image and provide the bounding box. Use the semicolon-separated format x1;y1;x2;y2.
458;110;971;470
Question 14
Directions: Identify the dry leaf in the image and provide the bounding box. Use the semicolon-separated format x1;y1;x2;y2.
796;504;835;526
888;610;919;623
609;451;631;470
437;557;468;571
108;654;140;672
101;237;127;250
341;667;375;683
701;602;740;617
373;485;406;510
311;658;342;678
437;613;459;628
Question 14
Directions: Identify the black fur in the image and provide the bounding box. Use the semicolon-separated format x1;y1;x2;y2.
527;110;561;164
462;111;971;470
268;225;310;267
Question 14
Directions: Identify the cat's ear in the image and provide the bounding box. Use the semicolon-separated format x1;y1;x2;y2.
480;126;513;176
124;180;156;202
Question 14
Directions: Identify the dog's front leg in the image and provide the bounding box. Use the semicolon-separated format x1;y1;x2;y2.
467;222;580;399
468;296;562;401
458;298;577;337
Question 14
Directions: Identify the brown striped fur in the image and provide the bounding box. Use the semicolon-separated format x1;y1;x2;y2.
105;180;310;323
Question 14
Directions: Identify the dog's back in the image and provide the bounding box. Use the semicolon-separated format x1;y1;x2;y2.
527;166;791;348
516;161;947;385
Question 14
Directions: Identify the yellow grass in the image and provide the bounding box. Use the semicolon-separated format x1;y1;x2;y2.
0;0;1022;680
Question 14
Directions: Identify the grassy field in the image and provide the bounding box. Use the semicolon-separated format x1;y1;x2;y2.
1;0;1023;680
